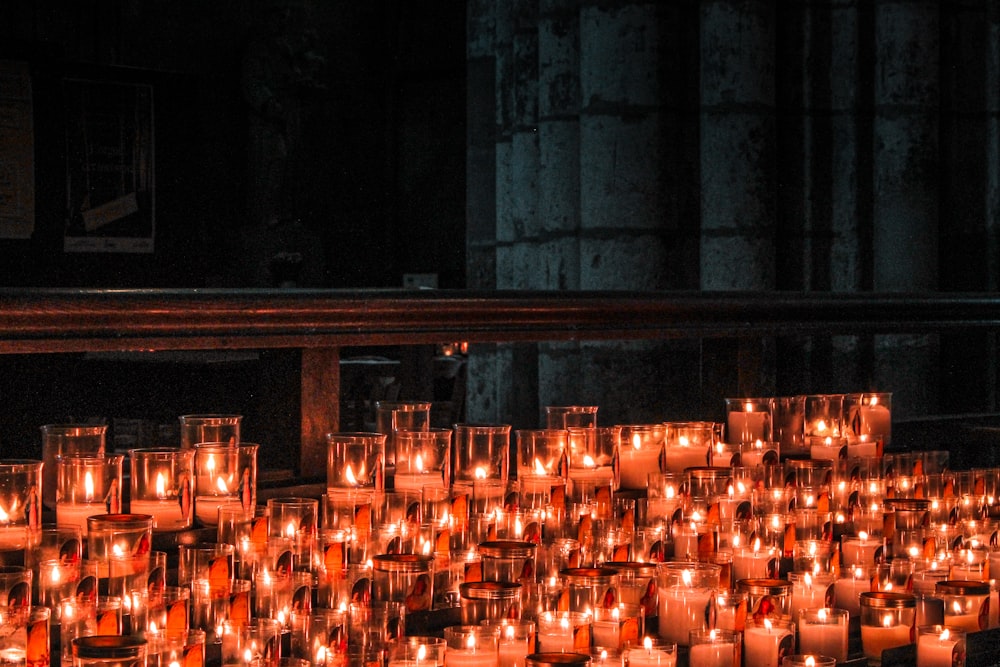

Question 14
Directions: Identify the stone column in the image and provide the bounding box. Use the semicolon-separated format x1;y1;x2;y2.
700;0;776;291
872;0;939;418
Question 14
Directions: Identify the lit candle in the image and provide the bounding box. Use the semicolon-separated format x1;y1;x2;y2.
687;629;736;667
742;618;795;667
732;538;777;583
727;402;768;444
916;626;964;667
497;623;532;667
796;608;849;663
619;435;663;489
130;471;189;531
833;565;872;616
625;637;677;667
194;453;245;525
57;470;105;533
657;568;713;647
861;613;913;661
443;633;498;667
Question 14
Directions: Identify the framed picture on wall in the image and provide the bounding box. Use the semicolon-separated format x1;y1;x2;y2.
63;76;154;253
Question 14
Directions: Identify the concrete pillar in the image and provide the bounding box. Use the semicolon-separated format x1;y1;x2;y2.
700;0;776;291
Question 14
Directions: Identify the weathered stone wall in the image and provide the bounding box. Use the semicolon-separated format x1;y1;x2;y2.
467;0;1000;428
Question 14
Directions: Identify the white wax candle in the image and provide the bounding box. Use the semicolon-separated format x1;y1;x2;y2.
591;618;620;650
660;447;706;475
861;623;913;660
849;440;878;459
859;404;891;441
732;546;776;583
742;624;794;667
498;638;530;667
392;473;446;492
536;630;574;653
686;643;734;667
916;629;962;667
56;502;105;533
619;445;663;489
568;466;615;485
194;495;244;526
790;576;833;619
657;588;711;647
129;499;187;531
833;575;870;616
626;645;676;667
444;649;499;667
797;618;848;662
841;535;881;566
943;612;981;633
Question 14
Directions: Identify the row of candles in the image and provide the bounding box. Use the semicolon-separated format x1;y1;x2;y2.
0;391;981;667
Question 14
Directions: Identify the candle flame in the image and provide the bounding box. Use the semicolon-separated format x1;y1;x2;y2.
466;635;476;650
805;658;815;667
753;537;761;553
666;485;675;499
505;625;515;640
156;472;166;499
882;613;893;628
216;476;229;493
804;572;812;587
206;454;216;474
583;454;596;468
643;637;653;651
709;629;717;640
475;467;487;479
632;434;641;450
679;436;690;447
534;458;547;475
859;531;868;541
940;628;950;641
415;454;424;473
84;471;95;501
682;569;692;586
744;402;753;412
417;645;427;661
818;608;827;621
764;618;772;632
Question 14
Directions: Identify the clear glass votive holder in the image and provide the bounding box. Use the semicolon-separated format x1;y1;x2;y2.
56;455;125;533
687;628;739;667
859;591;917;663
221;617;282;667
86;514;154;575
70;635;147;667
796;607;849;663
146;629;206;667
591;603;642;651
616;425;665;490
40;424;106;511
803;394;844;439
545;406;599;430
386;636;445;667
290;607;347;666
735;578;792;623
725;397;774;445
459;581;522;625
192;442;258;526
479;540;537;584
655;562;720;647
179;414;242;449
936;580;990;633
773;396;806;457
393;428;452;492
326;432;387;491
443;624;501;663
516;429;569;481
148;586;190;635
452;423;512;483
535;611;591;653
560;567;619;614
372;553;434;613
567;426;618;492
128;448;195;532
0;460;43;551
374;401;432;473
743;618;795;667
915;624;966;667
781;656;836;667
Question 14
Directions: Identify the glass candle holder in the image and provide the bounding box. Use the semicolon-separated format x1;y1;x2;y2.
267;497;318;572
516;430;569;482
804;394;844;439
545;406;599;430
452;423;512;483
781;656;836;667
86;514;154;573
483;620;536;667
655;562;720;647
56;455;125;533
386;636;446;667
566;426;618;492
735;578;792;623
796;607;849;663
859;591;917;663
915;624;966;667
443;624;501;665
374;400;432;473
661;423;713;476
70;635;147;667
732;540;780;583
617;425;666;490
178;413;242;449
535;611;591;653
788;571;836;619
325;432;386;491
687;628;738;667
845;392;892;448
622;637;677;667
128;448;195;531
0;460;43;550
372;553;434;613
742;617;795;667
40;423;106;511
590;604;642;651
773;396;806;458
560;567;619;614
936;580;990;633
393;428;452;492
460;581;522;625
221;617;282;667
725;397;774;444
479;540;537;584
192;442;258;526
807;435;849;462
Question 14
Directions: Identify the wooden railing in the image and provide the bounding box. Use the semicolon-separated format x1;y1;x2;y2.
2;288;999;473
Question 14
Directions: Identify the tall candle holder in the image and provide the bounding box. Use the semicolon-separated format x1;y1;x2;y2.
452;423;512;483
178;413;242;449
128;448;195;532
724;397;774;444
267;497;318;572
86;514;154;577
662;423;713;475
567;426;619;495
192;442;258;526
393;428;452;492
325;432;386;491
374;400;432;480
56;455;124;533
40;424;106;511
516;430;569;482
617;425;665;490
0;460;43;551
